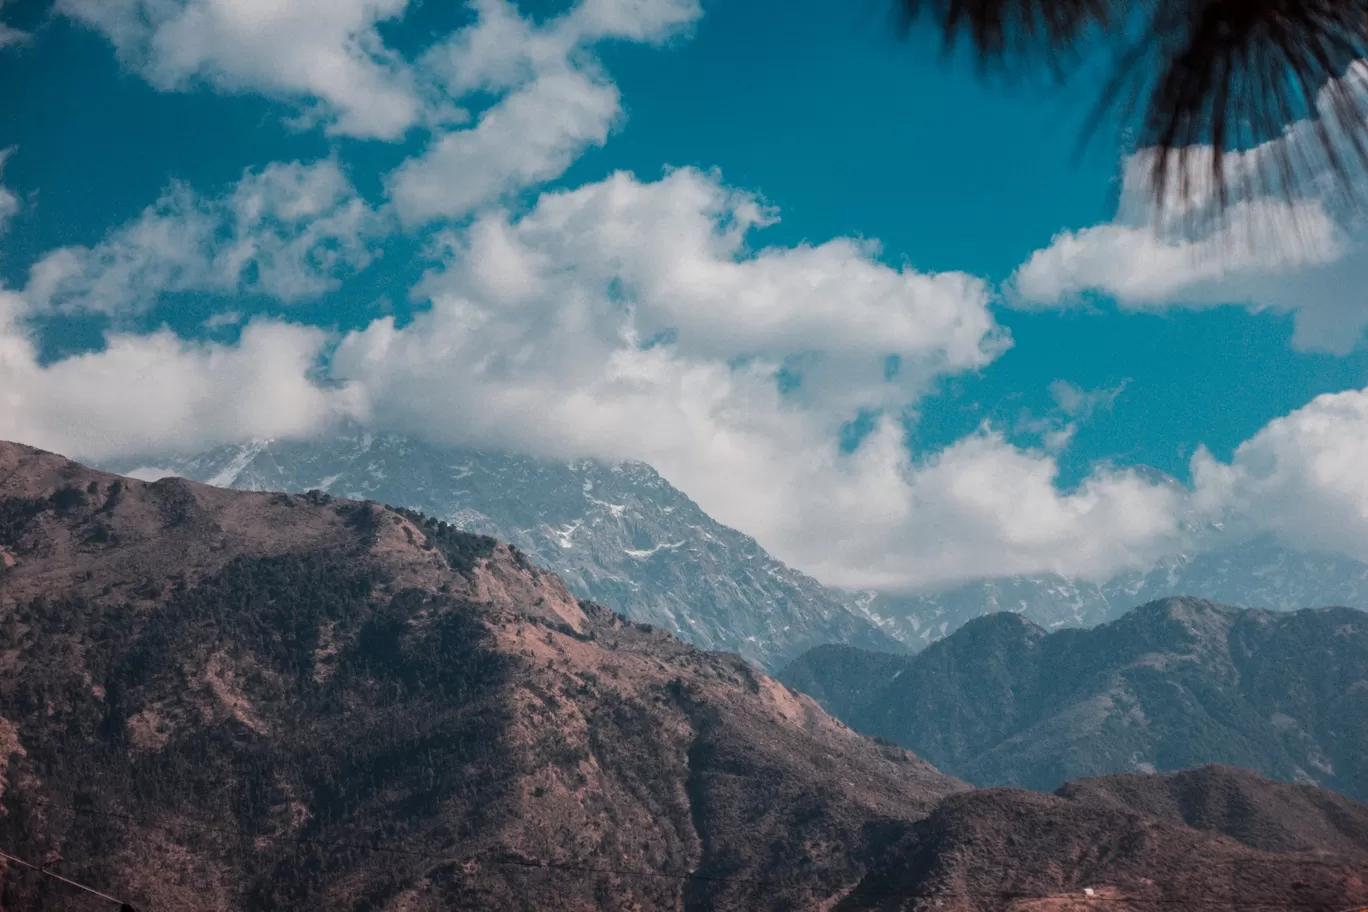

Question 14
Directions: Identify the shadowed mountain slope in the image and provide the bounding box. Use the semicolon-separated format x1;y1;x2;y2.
781;598;1368;801
840;771;1368;912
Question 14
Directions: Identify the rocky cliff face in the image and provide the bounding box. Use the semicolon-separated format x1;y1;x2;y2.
114;431;900;671
783;598;1368;801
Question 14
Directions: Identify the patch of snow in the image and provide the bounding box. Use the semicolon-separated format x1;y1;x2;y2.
124;466;179;482
625;542;684;559
549;520;582;549
207;440;270;488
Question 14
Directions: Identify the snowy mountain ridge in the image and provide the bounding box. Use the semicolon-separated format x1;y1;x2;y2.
118;429;901;670
117;430;1368;662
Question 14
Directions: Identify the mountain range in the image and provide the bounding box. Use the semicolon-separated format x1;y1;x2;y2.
0;440;959;910
860;536;1368;648
116;431;1368;667
4;441;1368;910
781;597;1368;802
112;430;900;671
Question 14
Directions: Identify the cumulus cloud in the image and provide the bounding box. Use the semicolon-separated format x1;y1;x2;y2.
20;0;1367;590
0;147;18;233
1192;387;1368;563
1014;379;1128;454
0;289;346;462
1012;194;1343;306
387;67;622;224
424;0;696;96
1011;64;1368;354
58;0;419;139
15;158;1368;591
23;159;385;316
0;0;28;48
1050;379;1126;420
315;166;1199;589
388;0;699;223
58;0;699;217
0;23;26;50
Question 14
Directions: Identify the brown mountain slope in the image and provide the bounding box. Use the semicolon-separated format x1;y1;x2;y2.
2;442;1367;912
840;775;1368;912
1057;764;1368;858
0;441;962;911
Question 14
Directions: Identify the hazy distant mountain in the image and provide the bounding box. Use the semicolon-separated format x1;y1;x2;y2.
113;429;900;670
853;535;1368;650
782;598;1368;802
7;442;1368;912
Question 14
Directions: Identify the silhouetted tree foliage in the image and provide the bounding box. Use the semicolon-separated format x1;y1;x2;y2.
391;507;497;577
899;0;1368;216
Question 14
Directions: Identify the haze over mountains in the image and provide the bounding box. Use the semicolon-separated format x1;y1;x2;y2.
781;597;1368;802
4;441;1368;911
119;430;1368;664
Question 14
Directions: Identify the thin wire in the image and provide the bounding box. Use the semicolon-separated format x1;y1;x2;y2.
0;846;130;907
14;797;1368;909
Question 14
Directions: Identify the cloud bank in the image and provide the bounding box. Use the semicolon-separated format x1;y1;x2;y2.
5;0;1367;593
24;160;385;317
1011;65;1368;353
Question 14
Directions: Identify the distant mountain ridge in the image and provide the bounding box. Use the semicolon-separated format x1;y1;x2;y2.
856;535;1368;648
781;597;1368;802
117;431;1368;663
114;429;900;670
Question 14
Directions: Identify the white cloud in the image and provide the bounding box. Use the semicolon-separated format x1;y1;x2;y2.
58;0;700;215
1192;387;1368;563
1012;196;1343;306
0;24;26;49
1011;189;1368;354
0;147;18;233
1014;379;1127;454
422;0;698;97
23;159;385;316
1011;62;1368;354
58;0;419;139
0;0;27;48
387;67;621;224
0;288;346;462
319;167;1197;590
1050;378;1126;419
19;160;1368;591
388;0;700;223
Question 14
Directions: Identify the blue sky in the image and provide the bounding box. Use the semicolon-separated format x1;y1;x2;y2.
1;0;1366;590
